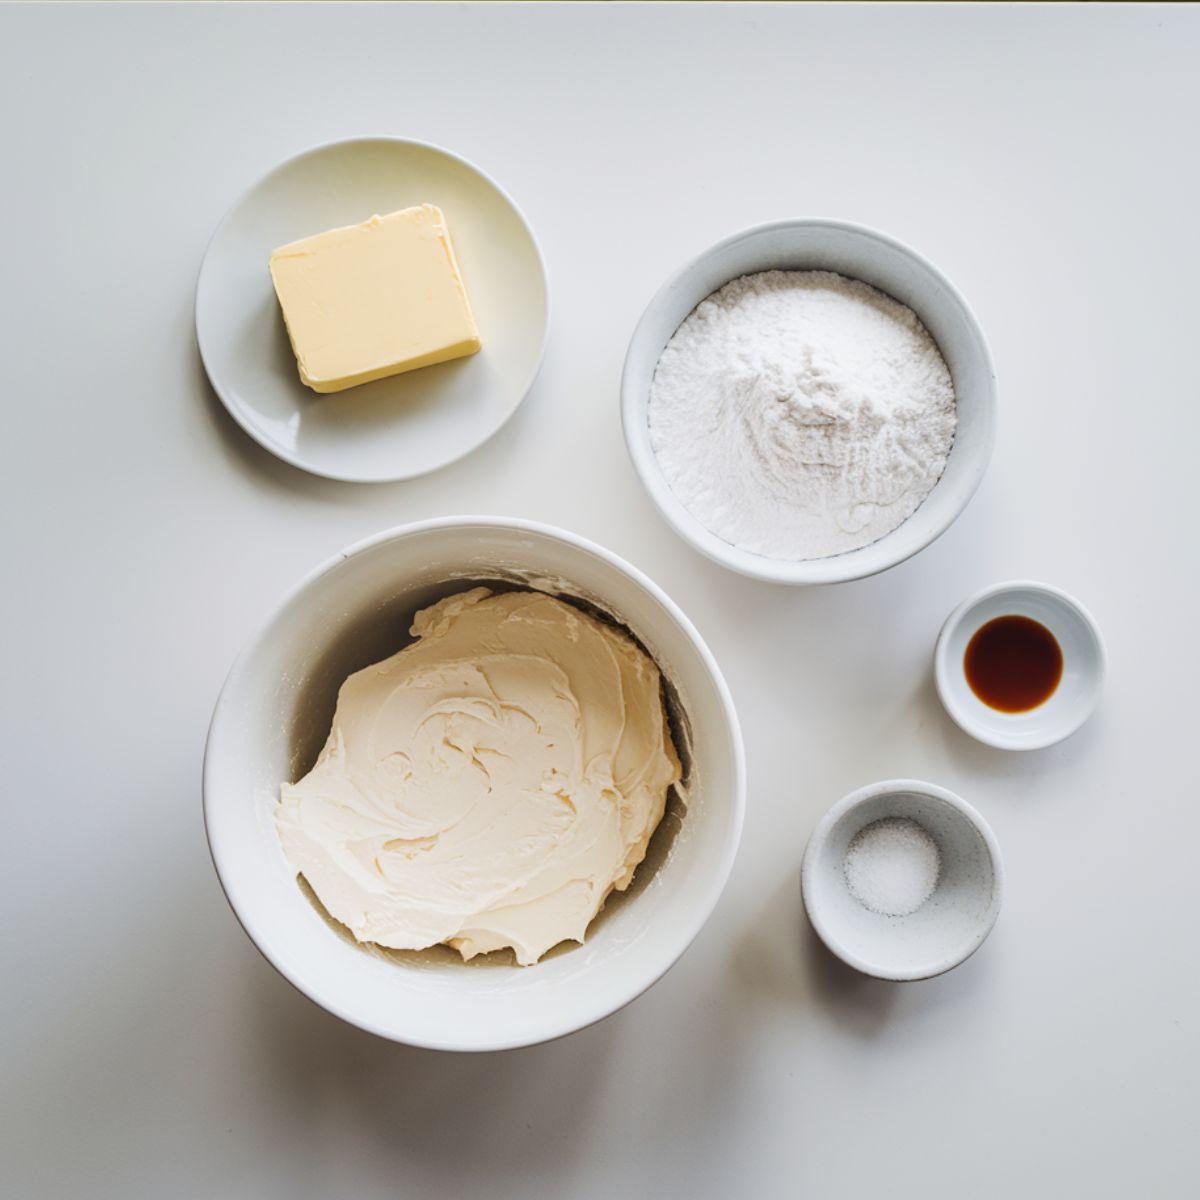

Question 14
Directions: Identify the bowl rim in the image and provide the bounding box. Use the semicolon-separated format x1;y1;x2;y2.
194;134;552;484
800;778;1004;981
620;216;997;585
934;579;1107;751
202;515;746;1051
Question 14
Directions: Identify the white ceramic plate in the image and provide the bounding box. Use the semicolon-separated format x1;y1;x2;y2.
195;137;549;482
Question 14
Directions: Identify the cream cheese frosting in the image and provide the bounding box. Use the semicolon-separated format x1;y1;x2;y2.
277;587;682;966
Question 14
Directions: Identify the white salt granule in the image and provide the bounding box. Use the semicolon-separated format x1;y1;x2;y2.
843;817;941;917
647;270;956;561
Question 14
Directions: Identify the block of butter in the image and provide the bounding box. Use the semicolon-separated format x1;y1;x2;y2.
268;204;481;394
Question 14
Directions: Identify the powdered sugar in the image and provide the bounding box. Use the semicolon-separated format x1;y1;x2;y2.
647;270;956;561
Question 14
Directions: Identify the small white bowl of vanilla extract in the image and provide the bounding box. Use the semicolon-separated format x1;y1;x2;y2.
935;581;1105;750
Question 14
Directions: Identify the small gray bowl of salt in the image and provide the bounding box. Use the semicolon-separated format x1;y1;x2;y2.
801;780;1003;980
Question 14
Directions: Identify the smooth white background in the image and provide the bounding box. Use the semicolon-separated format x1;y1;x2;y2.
3;4;1197;1197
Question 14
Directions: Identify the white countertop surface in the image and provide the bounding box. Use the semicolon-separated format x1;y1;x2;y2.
4;4;1198;1196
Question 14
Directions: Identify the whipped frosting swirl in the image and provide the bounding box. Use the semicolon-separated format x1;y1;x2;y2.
277;588;681;965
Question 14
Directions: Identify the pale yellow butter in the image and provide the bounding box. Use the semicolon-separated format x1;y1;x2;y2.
268;204;481;394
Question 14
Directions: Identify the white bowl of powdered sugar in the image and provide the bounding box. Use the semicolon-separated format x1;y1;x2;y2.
622;220;996;584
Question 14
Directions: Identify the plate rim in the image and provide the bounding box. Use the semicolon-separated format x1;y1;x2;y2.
194;134;551;483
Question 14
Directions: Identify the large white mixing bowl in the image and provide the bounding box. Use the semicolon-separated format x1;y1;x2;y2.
203;518;744;1051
